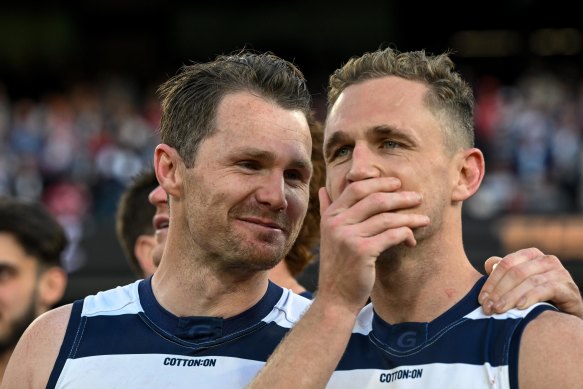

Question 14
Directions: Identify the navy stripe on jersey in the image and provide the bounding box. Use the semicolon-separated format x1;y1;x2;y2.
47;300;83;388
137;277;284;343
47;277;311;389
336;276;557;372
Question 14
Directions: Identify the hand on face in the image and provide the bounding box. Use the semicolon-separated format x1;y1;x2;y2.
316;177;430;313
479;247;583;319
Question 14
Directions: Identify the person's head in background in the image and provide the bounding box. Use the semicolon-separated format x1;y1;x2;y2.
0;197;68;376
115;170;159;278
146;113;325;296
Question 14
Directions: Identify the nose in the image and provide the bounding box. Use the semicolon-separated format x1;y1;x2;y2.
148;185;167;207
255;172;288;211
346;144;381;183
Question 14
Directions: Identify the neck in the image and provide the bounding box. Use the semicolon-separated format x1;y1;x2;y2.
152;257;269;318
268;261;306;295
370;234;481;324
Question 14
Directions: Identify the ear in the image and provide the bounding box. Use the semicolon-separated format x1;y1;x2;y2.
134;234;158;277
154;144;183;199
451;147;485;201
37;266;68;312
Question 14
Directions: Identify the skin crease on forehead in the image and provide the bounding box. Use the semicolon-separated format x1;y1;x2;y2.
160;91;312;274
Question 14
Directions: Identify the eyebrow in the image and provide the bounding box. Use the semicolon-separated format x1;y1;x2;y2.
0;262;18;273
236;147;313;172
324;125;407;160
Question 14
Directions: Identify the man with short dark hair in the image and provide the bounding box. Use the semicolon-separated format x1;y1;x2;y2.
0;198;68;381
2;51;315;388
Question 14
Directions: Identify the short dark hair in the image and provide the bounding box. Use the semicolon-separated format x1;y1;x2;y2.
158;50;312;167
0;197;68;267
328;47;475;151
115;169;158;277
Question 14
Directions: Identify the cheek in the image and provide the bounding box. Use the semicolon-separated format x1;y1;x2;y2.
0;279;35;308
287;190;310;220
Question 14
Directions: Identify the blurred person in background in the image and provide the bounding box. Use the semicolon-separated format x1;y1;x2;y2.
115;169;159;278
0;198;68;381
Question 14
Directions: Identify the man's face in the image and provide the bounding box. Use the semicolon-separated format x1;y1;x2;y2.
179;91;312;271
324;76;456;239
0;233;40;353
148;184;169;267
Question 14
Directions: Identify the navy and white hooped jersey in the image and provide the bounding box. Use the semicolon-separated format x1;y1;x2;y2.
47;278;311;389
327;276;557;389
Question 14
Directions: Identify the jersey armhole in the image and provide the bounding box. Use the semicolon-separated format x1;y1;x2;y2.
508;304;558;389
46;300;85;389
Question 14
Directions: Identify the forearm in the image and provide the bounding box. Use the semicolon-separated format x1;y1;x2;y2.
247;297;358;389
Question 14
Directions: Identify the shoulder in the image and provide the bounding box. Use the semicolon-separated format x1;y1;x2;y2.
519;310;583;388
1;304;73;389
82;279;143;316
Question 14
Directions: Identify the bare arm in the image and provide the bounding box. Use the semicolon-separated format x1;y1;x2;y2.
479;248;583;318
248;179;430;388
519;310;583;387
1;304;72;389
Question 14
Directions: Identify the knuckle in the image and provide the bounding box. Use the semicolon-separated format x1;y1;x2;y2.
506;264;528;281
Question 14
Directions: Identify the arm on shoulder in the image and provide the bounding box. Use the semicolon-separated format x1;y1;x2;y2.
519;309;583;388
1;304;72;389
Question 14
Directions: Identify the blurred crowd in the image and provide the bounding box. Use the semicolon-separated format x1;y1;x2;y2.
0;65;582;270
467;66;583;218
0;79;161;271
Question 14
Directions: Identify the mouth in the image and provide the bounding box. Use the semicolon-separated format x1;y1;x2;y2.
153;214;169;231
238;217;285;232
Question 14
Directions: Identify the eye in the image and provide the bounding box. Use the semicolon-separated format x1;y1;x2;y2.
0;266;17;283
284;170;302;181
381;140;399;149
331;145;352;160
238;160;261;171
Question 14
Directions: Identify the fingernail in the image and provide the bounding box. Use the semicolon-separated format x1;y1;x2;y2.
493;298;506;312
484;300;493;314
517;297;527;309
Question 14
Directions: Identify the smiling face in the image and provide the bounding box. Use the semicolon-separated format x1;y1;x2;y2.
176;91;312;272
324;76;460;241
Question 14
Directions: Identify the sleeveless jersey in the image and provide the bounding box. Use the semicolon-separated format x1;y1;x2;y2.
47;278;311;388
327;276;557;388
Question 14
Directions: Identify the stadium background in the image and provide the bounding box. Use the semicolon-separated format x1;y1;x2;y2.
0;0;582;302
